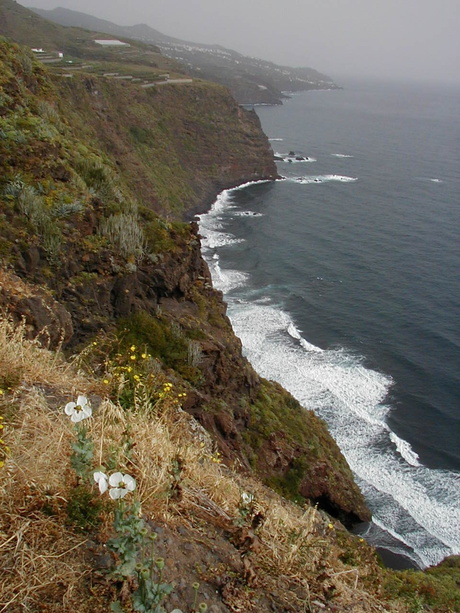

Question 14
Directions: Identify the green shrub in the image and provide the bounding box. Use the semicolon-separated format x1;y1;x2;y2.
385;556;460;612
100;213;145;260
129;125;154;145
116;312;201;383
66;484;103;531
75;156;123;204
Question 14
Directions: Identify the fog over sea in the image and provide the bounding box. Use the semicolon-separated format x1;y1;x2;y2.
197;79;460;569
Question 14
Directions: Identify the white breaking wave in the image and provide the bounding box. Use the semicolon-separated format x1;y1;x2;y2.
197;181;270;252
199;229;244;249
416;177;444;184
269;138;284;141
389;431;421;467
198;185;460;569
234;210;263;217
225;300;460;568
331;153;354;158
208;258;250;294
287;322;323;353
275;152;317;163
293;174;358;184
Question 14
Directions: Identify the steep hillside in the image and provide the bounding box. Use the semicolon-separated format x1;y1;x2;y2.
31;5;340;104
57;75;278;218
0;33;366;523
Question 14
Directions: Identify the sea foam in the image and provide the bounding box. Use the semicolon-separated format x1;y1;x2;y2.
293;175;358;184
198;183;460;569
226;298;460;568
389;431;421;467
275;151;317;163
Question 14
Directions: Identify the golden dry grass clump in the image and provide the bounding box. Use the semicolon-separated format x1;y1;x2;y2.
0;315;404;612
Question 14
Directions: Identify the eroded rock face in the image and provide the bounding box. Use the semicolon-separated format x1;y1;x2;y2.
0;271;73;348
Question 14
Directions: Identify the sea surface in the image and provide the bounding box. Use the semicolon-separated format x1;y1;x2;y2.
197;78;460;569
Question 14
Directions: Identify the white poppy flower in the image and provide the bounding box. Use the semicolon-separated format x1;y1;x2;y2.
108;472;136;499
64;395;92;422
93;471;108;494
241;492;253;505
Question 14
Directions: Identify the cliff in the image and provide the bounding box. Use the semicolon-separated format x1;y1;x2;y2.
0;35;367;523
0;17;458;613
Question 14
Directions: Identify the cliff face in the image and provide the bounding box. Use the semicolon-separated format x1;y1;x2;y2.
0;37;369;525
56;75;279;219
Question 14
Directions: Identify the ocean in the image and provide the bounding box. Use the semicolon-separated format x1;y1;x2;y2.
197;78;460;569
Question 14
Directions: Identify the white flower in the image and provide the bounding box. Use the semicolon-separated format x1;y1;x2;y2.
64;395;92;422
108;472;136;499
93;471;108;494
241;492;254;505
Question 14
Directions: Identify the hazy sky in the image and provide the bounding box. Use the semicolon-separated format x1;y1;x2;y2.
20;0;460;84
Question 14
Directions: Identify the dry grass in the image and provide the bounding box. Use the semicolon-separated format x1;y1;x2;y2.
0;314;90;393
0;315;403;612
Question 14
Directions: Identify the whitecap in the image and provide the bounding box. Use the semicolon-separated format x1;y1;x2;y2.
234;210;263;217
208;259;250;293
293;174;358;184
274;152;317;163
389;431;421;467
200;229;245;250
229;179;273;192
415;177;444;184
331;153;354;158
287;322;323;353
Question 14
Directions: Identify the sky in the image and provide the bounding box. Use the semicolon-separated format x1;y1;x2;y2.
20;0;460;84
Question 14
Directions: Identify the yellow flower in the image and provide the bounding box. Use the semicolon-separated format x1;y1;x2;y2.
328;523;334;530
103;379;109;385
130;355;136;361
127;367;132;373
0;390;4;395
130;345;136;352
133;375;140;381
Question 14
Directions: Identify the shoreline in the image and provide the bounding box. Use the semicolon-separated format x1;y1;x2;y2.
196;180;425;573
196;175;460;573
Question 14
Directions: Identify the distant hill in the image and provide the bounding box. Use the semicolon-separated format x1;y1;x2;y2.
31;6;340;104
0;0;181;75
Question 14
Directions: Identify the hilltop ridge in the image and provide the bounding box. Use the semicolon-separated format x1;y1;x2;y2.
31;5;340;104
